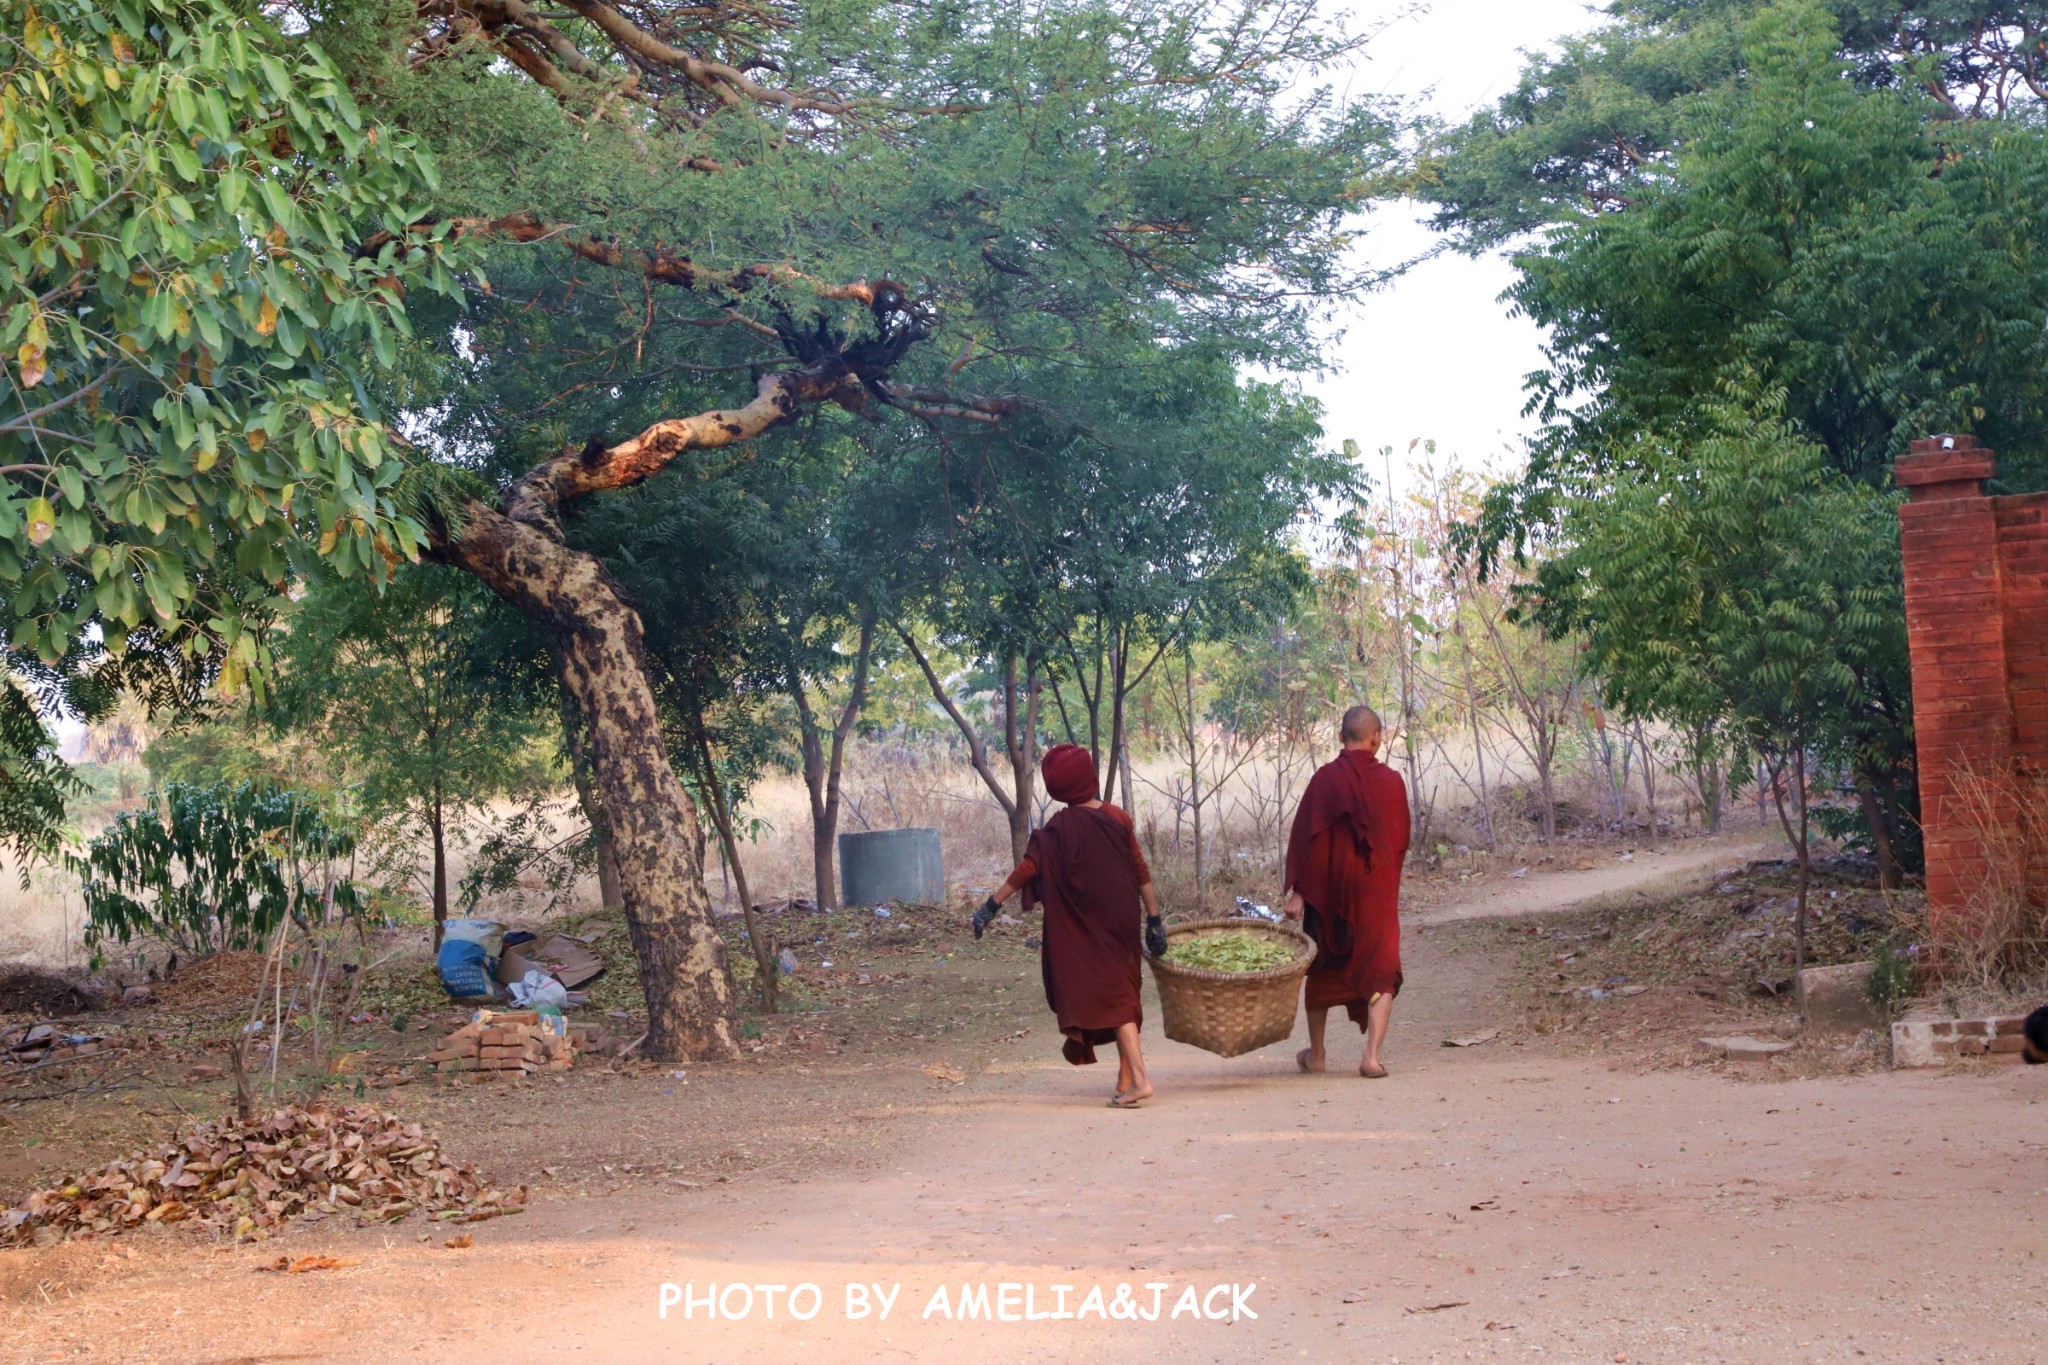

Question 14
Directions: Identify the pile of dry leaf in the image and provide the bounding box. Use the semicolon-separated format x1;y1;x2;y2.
1;1103;524;1247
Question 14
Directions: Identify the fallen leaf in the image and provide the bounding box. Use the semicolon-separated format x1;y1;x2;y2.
443;1234;472;1249
5;1102;525;1249
1442;1028;1500;1048
1404;1301;1469;1315
921;1061;966;1084
280;1255;358;1273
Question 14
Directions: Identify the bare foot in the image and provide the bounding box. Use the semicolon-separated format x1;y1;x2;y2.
1297;1047;1325;1074
1360;1061;1388;1079
1108;1082;1154;1108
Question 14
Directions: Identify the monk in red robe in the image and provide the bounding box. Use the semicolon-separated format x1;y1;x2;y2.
1283;705;1411;1078
974;744;1167;1107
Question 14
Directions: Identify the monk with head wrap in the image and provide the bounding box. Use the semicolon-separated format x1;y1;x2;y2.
974;743;1167;1106
1283;705;1411;1078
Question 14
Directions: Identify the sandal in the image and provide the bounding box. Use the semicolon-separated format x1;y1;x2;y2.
1361;1064;1389;1079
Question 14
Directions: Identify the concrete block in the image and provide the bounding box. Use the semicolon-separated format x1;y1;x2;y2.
1697;1035;1795;1061
1890;1017;1948;1068
1796;961;1882;1037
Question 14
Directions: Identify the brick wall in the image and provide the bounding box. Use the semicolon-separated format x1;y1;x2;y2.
1896;435;2048;933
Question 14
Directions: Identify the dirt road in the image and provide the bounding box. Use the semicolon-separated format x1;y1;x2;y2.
7;838;2044;1364
1412;834;1775;925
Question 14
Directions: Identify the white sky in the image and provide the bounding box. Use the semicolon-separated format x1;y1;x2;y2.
1304;0;1605;488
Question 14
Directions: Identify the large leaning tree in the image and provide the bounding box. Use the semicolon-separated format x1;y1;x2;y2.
3;0;1398;1058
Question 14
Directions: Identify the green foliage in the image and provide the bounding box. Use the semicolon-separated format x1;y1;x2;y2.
1422;0;2048;250
1494;0;2048;519
1;0;466;689
1868;938;1919;1019
1439;1;2048;864
1166;931;1295;973
270;566;555;816
264;563;558;917
71;779;363;955
0;671;79;866
455;795;594;918
1537;389;1909;813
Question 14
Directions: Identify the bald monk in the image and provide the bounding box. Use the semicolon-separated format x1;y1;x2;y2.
973;743;1169;1107
1282;705;1411;1078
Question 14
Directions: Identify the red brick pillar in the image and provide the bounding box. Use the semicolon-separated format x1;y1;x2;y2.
1896;434;2012;935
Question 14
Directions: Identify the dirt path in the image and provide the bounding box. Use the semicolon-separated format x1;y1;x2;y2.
7;837;2045;1364
1413;830;1776;925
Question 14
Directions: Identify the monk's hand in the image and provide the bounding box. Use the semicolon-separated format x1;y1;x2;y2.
972;896;1002;940
1145;914;1169;959
1281;891;1305;920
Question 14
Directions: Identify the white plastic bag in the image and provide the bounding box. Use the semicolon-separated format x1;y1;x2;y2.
507;968;569;1009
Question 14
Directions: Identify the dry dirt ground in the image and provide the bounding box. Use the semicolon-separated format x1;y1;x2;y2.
5;829;2046;1364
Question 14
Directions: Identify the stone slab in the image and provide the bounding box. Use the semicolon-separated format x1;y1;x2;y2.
1796;961;1883;1036
1697;1035;1794;1061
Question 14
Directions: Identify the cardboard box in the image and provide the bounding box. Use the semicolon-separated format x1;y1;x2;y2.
534;935;606;989
495;948;543;987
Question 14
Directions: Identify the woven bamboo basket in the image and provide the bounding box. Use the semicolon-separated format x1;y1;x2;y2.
1146;917;1315;1058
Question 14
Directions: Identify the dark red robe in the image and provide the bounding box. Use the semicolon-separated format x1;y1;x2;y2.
1284;749;1410;1025
1011;803;1149;1065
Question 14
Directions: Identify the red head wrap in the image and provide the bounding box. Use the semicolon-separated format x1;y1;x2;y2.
1041;744;1099;805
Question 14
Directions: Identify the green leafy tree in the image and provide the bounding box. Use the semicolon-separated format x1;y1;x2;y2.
1491;0;2048;520
0;0;464;684
1537;392;1908;952
1422;0;2048;251
1450;1;2048;866
0;672;77;866
898;347;1352;823
268;564;557;943
71;779;362;957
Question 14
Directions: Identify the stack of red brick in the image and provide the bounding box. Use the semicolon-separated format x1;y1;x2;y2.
429;1010;576;1074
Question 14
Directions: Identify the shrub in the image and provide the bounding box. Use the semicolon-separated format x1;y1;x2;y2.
1867;940;1918;1021
71;782;362;958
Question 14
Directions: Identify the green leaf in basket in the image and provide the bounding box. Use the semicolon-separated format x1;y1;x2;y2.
1168;932;1294;973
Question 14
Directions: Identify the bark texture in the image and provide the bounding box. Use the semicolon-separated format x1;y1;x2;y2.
432;359;874;1060
445;503;740;1059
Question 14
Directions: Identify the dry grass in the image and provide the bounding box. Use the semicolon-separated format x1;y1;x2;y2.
1484;854;1914;1079
1934;761;2048;996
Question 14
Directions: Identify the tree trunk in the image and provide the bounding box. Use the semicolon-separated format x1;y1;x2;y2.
430;782;448;948
1185;652;1205;912
1857;777;1902;890
1103;629;1129;807
1451;596;1494;850
1007;654;1041;861
1535;746;1558;843
694;727;777;1013
441;507;740;1062
899;623;1022;861
429;356;884;1061
791;614;876;910
561;689;626;910
1766;751;1812;976
1633;722;1658;835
